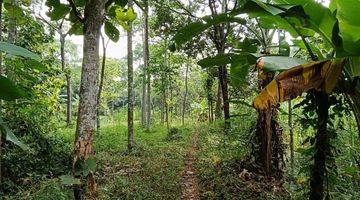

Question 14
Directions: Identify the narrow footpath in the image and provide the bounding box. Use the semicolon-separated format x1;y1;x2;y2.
180;127;200;200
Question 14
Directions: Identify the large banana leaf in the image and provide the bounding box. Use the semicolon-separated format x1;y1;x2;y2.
274;0;336;46
330;0;360;55
253;59;345;110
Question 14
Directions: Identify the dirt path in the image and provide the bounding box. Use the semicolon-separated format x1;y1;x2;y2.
180;127;200;200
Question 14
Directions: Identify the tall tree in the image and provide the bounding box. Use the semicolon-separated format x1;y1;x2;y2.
0;0;3;185
144;0;151;131
69;1;106;199
127;0;135;151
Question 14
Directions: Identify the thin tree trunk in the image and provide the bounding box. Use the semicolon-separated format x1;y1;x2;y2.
215;81;222;120
182;60;189;125
218;65;230;128
73;1;105;199
310;91;330;200
96;35;107;132
144;0;151;131
288;100;294;176
60;36;72;127
127;0;135;151
165;89;169;132
66;75;72;126
0;0;3;185
161;90;165;125
7;0;16;44
141;20;146;127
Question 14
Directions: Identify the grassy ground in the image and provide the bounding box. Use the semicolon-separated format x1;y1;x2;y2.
8;111;194;199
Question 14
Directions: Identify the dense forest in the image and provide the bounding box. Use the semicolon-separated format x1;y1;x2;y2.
0;0;359;199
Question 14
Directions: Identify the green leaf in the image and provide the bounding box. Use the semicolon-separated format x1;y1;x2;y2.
235;38;260;53
0;118;29;151
0;42;41;61
83;157;96;176
46;3;70;21
4;3;23;18
126;7;137;22
332;0;360;55
59;175;81;186
292;39;324;59
344;57;360;78
273;0;337;47
230;62;251;88
115;0;128;7
173;12;246;48
105;21;120;42
0;75;25;101
261;56;307;72
68;21;84;35
75;0;86;7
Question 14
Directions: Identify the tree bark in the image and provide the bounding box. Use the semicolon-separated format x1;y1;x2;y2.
309;91;329;200
73;1;105;199
144;0;151;131
182;60;189;125
96;35;107;132
127;0;135;151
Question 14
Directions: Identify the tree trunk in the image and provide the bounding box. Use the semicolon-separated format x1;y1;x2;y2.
161;90;165;125
73;1;105;199
0;0;3;185
7;0;16;44
60;36;72;127
309;91;329;200
127;0;135;151
218;65;230;128
255;72;283;177
66;74;72;126
215;81;222;120
141;22;146;127
165;89;169;132
182;60;189;125
160;91;166;126
96;35;107;133
347;93;360;137
144;0;151;131
288;100;294;176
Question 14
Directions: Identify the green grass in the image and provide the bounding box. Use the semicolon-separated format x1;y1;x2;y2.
8;110;194;199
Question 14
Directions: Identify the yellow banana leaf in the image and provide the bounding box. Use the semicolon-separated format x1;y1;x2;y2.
253;59;345;110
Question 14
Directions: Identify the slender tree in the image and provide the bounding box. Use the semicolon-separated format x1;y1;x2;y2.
182;58;189;125
127;0;135;151
0;0;3;185
141;12;147;127
96;34;109;132
144;0;151;131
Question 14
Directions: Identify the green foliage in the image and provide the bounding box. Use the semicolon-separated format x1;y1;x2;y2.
0;42;41;61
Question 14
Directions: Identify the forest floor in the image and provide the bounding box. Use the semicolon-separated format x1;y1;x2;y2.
180;125;200;200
